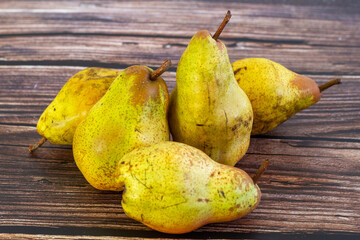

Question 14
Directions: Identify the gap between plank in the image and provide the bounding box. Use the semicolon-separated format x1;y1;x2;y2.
0;32;359;48
0;123;359;143
1;61;359;76
0;60;177;73
252;135;360;143
0;226;358;239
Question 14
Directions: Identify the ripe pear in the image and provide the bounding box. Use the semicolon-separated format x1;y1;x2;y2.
73;61;171;191
29;67;121;152
169;11;253;166
232;58;341;135
117;141;268;234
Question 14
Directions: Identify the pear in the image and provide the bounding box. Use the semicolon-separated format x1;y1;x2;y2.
232;58;341;135
29;67;121;152
169;11;253;166
117;141;268;234
72;60;171;191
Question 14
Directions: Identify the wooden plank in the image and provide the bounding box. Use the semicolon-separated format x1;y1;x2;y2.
0;35;359;75
0;232;357;240
0;1;359;76
0;138;358;233
0;1;359;47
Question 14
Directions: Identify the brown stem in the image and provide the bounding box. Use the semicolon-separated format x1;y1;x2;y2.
212;10;232;40
252;160;269;184
29;137;47;153
319;78;341;92
150;60;172;81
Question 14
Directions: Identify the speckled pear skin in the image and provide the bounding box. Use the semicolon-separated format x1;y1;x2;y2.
73;66;169;191
169;30;253;166
37;67;121;145
117;141;261;234
232;58;321;135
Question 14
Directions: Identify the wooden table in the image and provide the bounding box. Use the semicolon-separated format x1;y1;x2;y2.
0;0;359;239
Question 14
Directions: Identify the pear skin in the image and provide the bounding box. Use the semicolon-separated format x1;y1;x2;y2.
73;63;170;191
30;67;121;152
232;58;341;135
169;12;253;166
117;141;261;234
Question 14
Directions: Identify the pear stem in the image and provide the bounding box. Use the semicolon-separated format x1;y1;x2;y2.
212;10;232;40
252;160;269;184
29;137;47;153
319;78;341;92
150;60;172;81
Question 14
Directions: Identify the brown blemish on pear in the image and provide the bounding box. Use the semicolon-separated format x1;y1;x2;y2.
193;30;225;51
127;66;169;107
194;30;210;39
292;74;322;103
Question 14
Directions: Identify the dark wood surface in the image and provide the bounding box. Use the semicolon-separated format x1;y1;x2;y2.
0;0;359;239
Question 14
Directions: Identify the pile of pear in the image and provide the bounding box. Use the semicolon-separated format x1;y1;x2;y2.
29;10;340;234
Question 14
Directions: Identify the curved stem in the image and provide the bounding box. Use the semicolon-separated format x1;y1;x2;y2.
29;137;47;153
319;78;341;92
150;60;172;81
252;160;269;184
212;10;232;40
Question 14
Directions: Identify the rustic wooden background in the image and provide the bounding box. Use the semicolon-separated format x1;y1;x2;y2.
0;0;359;239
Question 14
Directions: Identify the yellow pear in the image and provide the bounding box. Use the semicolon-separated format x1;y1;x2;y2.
73;61;171;191
169;11;253;166
117;141;268;234
232;58;341;135
29;67;121;152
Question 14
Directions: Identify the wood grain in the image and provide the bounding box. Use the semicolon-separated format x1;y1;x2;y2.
0;234;151;240
0;0;359;239
0;1;359;75
0;35;359;75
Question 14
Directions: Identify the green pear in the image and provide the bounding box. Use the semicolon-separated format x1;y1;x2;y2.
232;58;341;135
73;61;171;191
117;141;268;234
169;11;253;166
29;67;121;152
